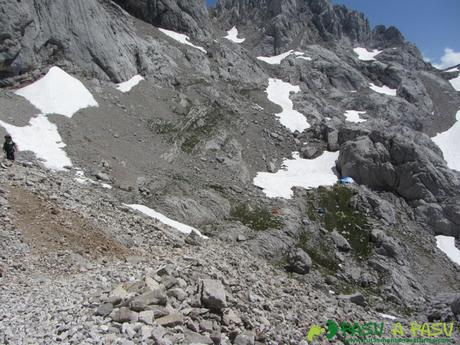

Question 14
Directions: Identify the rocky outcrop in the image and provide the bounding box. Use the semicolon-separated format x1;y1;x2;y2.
337;128;460;236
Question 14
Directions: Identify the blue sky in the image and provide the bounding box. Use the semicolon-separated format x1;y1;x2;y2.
206;0;460;68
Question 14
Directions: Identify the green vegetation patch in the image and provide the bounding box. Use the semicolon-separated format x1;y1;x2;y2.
180;108;225;153
181;134;202;153
230;202;283;231
309;185;372;258
147;119;178;135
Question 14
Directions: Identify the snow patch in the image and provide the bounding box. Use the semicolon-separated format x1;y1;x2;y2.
344;110;367;123
378;313;397;320
15;66;98;118
266;78;310;132
158;28;207;53
297;56;312;61
74;170;112;189
0;115;72;170
224;26;245;43
449;75;460;91
353;47;382;61
116;75;145;93
369;83;397;96
253;151;339;199
257;50;311;65
126;204;207;238
74;170;96;185
257;51;294;64
436;235;460;265
432;110;460;171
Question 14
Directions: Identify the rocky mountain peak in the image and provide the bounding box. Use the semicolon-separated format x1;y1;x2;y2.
372;25;406;47
214;0;372;52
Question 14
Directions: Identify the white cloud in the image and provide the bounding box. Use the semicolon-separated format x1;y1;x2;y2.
433;48;460;70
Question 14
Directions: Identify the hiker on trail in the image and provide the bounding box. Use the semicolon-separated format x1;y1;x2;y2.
3;135;18;161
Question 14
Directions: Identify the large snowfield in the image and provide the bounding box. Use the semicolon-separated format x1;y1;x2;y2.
253;151;339;199
15;66;98;118
126;204;207;238
266;78;311;132
436;235;460;265
158;28;207;53
224;27;245;43
432;110;460;171
0;67;98;170
353;47;382;61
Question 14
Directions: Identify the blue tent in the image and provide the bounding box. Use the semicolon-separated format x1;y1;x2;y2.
339;176;354;185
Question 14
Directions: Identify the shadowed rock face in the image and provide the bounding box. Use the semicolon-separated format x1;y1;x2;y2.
112;0;212;40
0;0;148;81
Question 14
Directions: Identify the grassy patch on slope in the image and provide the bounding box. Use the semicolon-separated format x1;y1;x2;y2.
307;185;372;258
229;202;283;231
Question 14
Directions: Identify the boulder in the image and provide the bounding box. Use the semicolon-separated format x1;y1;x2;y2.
155;312;184;327
167;288;187;301
330;230;351;252
96;303;114;317
111;307;137;323
371;229;399;258
184;330;214;344
451;296;460;315
129;289;168;311
222;308;243;326
286;248;312;274
339;292;366;306
233;331;255;345
185;230;204;246
300;145;321;159
95;172;110;181
108;285;130;305
139;310;155;325
201;279;227;310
